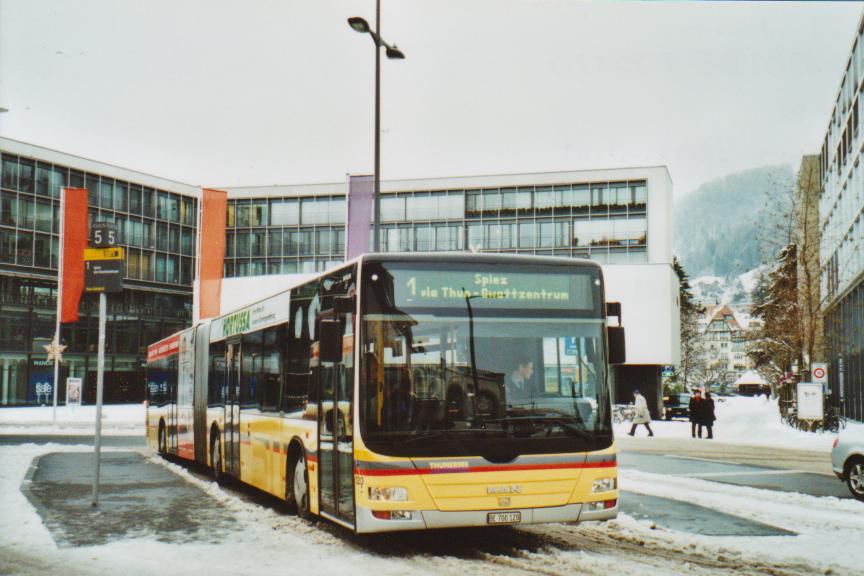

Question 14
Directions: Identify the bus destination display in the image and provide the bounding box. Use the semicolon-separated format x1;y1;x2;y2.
393;269;595;310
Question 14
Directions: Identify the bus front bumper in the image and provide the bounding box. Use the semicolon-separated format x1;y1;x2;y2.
355;502;617;533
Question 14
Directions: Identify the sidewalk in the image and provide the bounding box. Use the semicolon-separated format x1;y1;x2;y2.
616;436;835;476
21;451;239;547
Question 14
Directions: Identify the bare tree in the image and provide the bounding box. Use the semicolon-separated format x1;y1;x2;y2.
794;156;825;373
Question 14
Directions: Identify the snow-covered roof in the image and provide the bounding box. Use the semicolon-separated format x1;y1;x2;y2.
734;370;766;386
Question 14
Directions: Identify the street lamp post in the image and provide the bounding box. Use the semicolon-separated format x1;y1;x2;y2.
348;2;404;252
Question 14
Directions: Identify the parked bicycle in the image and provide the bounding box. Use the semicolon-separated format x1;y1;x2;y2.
822;406;847;433
781;404;846;433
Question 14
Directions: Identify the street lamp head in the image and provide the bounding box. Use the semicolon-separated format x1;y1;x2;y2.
386;45;405;60
348;17;370;33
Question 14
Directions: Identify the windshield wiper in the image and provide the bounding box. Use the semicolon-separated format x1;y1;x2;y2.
484;415;595;440
399;430;462;445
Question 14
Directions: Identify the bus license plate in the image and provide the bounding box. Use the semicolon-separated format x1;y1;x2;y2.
487;512;521;525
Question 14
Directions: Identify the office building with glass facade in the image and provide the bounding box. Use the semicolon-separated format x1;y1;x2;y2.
1;137;674;407
1;138;198;406
819;13;864;422
220;167;670;278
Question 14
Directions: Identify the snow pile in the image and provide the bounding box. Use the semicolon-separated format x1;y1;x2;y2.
615;395;835;452
617;468;864;575
0;404;145;436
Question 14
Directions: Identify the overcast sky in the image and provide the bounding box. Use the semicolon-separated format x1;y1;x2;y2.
0;0;861;197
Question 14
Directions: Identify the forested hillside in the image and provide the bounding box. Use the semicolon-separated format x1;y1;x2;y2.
674;165;795;278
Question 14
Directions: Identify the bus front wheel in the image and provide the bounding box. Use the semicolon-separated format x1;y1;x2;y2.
289;451;311;520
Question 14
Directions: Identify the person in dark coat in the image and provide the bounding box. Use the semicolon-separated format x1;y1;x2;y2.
701;391;716;439
689;389;703;438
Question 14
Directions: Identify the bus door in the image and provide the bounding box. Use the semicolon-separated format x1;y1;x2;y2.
224;339;241;477
317;310;355;526
167;377;178;453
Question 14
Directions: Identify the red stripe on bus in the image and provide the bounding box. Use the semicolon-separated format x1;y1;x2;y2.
354;460;615;476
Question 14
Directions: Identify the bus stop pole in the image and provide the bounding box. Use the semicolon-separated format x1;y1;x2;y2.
91;292;107;506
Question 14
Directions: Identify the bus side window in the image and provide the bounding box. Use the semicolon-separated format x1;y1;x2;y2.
241;331;262;410
257;327;281;412
284;297;310;413
208;341;226;407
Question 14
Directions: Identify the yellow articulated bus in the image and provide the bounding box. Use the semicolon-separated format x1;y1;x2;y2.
146;253;624;533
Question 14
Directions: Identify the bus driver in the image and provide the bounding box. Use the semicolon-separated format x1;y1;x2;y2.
508;360;535;403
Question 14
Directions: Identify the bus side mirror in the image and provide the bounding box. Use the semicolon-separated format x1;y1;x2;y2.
607;326;626;365
320;319;342;363
606;301;622;325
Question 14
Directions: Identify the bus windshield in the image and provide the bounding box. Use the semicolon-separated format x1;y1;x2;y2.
360;260;612;458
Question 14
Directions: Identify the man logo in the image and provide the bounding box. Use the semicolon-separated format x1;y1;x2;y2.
487;485;522;495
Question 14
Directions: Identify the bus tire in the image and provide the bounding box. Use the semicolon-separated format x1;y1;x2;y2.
288;448;311;520
211;431;223;483
158;421;167;456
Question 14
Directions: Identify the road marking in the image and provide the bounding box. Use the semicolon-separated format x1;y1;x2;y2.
676;469;807;478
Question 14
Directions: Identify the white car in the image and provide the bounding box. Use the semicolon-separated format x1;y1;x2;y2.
832;422;864;502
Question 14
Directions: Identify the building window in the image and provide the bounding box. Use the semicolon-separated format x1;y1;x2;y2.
518;221;536;248
2;155;18;190
270;200;299;226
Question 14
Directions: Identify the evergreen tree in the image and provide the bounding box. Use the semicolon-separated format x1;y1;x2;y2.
671;257;706;392
747;244;802;399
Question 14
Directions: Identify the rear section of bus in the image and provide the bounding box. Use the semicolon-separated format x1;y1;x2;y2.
145;333;180;453
353;255;618;532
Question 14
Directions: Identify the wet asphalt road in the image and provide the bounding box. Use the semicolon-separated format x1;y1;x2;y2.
618;450;850;499
22;451;239;547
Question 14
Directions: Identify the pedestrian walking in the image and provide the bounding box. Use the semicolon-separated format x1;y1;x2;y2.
701;391;716;439
689;389;703;438
628;390;654;437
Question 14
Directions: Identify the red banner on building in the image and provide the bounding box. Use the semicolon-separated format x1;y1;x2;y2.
199;188;227;320
61;188;88;323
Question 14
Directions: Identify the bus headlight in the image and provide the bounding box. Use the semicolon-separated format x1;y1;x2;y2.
592;477;617;492
368;486;408;501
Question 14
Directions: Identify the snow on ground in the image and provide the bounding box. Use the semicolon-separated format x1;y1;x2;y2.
615;395;836;453
0;404;144;436
2;441;862;576
616;468;864;575
2;396;862;575
0;443;459;576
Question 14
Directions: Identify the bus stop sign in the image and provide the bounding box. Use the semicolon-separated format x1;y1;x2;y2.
84;225;124;294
